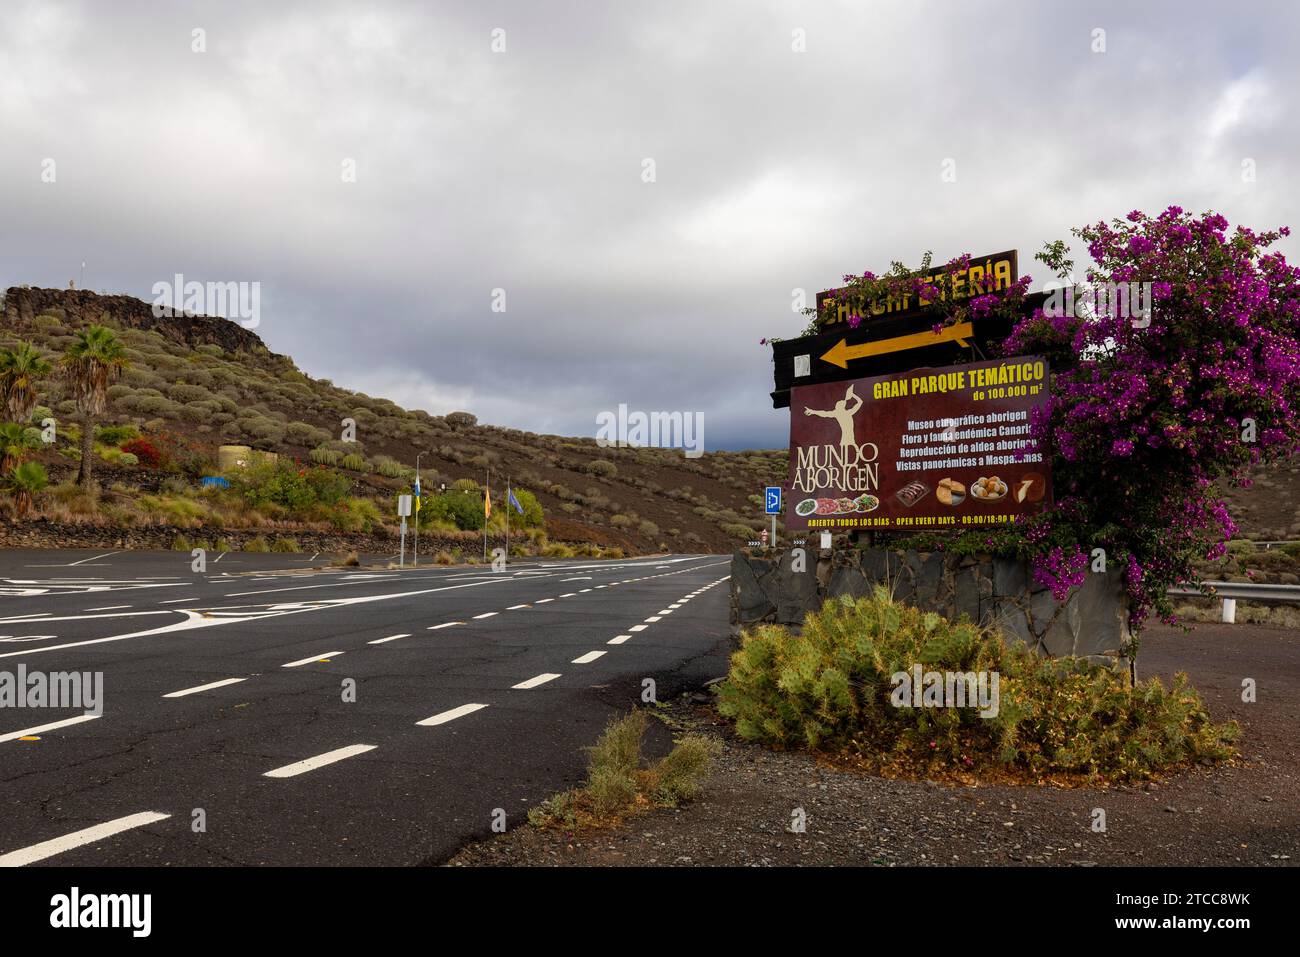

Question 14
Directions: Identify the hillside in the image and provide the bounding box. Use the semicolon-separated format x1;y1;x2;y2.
0;287;785;554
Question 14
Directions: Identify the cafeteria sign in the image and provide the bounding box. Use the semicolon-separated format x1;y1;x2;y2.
787;355;1052;531
815;250;1018;329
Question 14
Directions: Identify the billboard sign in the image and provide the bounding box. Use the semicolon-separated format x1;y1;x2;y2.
786;355;1052;532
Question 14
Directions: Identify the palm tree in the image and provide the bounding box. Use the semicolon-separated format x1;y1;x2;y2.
4;460;49;519
61;325;128;488
0;341;54;422
0;421;37;473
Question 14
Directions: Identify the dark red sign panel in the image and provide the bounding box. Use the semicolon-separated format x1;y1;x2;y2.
786;356;1052;532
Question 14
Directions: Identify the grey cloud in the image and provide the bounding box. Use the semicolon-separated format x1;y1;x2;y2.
2;0;1297;449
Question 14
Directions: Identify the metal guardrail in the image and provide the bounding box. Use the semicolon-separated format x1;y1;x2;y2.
1169;580;1300;601
1168;580;1300;622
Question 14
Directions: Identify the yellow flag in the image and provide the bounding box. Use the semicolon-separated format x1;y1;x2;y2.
483;487;491;520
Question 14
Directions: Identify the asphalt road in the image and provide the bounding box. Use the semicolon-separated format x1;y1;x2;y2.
0;548;734;866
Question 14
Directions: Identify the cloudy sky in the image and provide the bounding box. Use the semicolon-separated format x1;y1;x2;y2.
2;0;1296;449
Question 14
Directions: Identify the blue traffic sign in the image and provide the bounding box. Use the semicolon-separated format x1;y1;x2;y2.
764;486;782;514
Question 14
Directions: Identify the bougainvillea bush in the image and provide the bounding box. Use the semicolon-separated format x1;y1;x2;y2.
1004;208;1300;627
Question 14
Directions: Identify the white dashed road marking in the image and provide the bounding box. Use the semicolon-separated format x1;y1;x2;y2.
608;635;631;645
512;673;561;690
416;703;488;726
428;622;463;630
0;714;100;744
282;652;344;667
572;650;606;664
263;744;377;778
0;811;170;867
368;633;411;645
162;677;247;698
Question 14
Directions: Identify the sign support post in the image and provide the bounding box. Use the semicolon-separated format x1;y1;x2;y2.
764;486;782;550
397;494;413;568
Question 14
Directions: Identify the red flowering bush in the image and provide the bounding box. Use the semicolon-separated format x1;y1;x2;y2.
121;437;163;468
1005;208;1300;625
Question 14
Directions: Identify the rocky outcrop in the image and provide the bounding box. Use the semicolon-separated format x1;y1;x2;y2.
730;546;1132;667
2;287;271;357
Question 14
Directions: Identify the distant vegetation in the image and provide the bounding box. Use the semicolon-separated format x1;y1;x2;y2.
1;288;786;552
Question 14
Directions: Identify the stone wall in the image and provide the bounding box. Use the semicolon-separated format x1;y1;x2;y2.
0;517;524;557
730;546;1131;666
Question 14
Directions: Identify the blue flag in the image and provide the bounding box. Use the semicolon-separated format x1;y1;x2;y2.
508;488;524;515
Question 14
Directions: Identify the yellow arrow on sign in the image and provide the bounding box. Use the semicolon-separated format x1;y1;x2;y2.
820;321;975;369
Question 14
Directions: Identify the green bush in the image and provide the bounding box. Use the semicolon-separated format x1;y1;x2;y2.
270;536;301;553
585;459;617;478
95;423;138;445
244;535;270;553
510;488;545;527
528;711;719;828
423;491;484;531
310;445;341;466
340;452;369;472
373;456;407;478
716;588;1238;782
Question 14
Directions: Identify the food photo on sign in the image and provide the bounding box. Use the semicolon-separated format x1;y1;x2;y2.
786;356;1052;532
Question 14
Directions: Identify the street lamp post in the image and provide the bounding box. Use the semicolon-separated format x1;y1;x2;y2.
414;451;425;567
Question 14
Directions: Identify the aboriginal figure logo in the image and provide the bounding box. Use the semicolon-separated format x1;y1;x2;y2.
793;384;880;494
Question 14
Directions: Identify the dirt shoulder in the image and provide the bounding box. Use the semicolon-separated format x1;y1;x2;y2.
448;622;1299;867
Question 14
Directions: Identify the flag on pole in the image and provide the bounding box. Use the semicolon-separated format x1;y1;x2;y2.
413;475;421;513
508;488;524;516
483;485;491;520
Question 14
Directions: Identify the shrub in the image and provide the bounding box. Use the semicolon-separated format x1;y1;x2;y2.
121;438;164;468
446;411;477;430
310;445;341;466
285;421;329;446
721;523;758;539
528;711;719;828
716;589;1239;782
95;424;139;445
610;514;633;527
244;535;270;553
424;491;484;531
270;536;301;553
510;488;545;527
584;459;617;478
373;456;407;478
170;533;191;551
638;520;659;537
434;550;454;565
340;452;369;472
